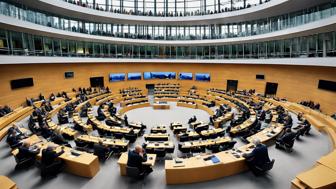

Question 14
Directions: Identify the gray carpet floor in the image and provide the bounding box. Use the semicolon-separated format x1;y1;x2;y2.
0;102;332;189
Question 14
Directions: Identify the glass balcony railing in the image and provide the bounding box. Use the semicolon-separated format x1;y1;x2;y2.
0;29;335;59
1;1;335;41
62;0;271;17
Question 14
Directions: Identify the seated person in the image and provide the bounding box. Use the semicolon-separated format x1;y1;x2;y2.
40;123;53;139
188;115;197;124
50;129;69;146
127;145;153;176
15;140;39;169
0;105;12;116
6;129;25;148
243;139;272;175
93;140;112;161
39;93;45;101
44;102;53;112
58;112;68;125
124;114;128;126
49;93;56;101
276;128;297;150
41;144;65;178
294;119;311;136
26;98;34;106
332;113;336;120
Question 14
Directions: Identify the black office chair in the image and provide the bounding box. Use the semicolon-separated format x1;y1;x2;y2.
113;132;124;139
145;148;154;154
221;140;237;151
97;128;107;137
94;147;113;162
96;115;105;121
124;133;137;143
126;166;144;178
110;146;122;155
209;134;218;139
14;155;36;170
75;140;89;152
255;159;275;175
105;119;114;126
208;144;221;153
74;123;85;132
166;147;175;154
178;144;191;158
276;138;295;152
179;135;189;142
154;148;166;161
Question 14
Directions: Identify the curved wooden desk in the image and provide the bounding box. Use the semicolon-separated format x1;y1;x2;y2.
165;151;247;184
0;175;17;189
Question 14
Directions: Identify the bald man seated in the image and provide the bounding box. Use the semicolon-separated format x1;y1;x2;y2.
243;139;272;175
127;145;153;176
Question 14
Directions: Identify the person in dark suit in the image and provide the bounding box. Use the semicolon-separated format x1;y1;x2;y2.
41;144;65;178
124;114;128;126
243;139;271;174
127;145;152;175
93;140;112;161
6;130;25;148
276;128;297;149
16;141;39;168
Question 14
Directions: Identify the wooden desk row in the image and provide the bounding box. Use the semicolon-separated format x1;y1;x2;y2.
118;102;150;115
88;114;140;135
179;137;232;149
76;135;129;148
213;112;234;128
12;135;100;178
120;97;148;107
0;106;33;131
144;133;170;141
46;120;78;139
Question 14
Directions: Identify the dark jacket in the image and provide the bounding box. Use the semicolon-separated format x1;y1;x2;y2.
17;146;38;160
246;144;270;167
41;148;64;166
280;132;297;144
127;150;147;170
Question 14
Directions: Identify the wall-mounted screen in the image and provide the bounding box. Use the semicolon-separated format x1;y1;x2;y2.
127;73;142;80
179;72;193;80
143;72;176;80
256;74;265;80
10;78;34;89
109;73;125;82
195;73;210;82
65;71;74;79
318;80;336;92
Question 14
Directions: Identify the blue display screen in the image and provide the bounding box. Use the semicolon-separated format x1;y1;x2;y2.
127;73;142;80
143;72;176;80
179;72;193;80
195;73;210;82
109;73;125;82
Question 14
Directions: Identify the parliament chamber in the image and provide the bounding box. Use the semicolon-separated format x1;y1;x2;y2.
0;0;336;189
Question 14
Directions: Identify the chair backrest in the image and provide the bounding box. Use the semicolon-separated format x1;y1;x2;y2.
126;166;141;178
258;159;275;171
154;148;166;157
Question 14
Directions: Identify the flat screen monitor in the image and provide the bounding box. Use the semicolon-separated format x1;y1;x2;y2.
10;78;34;89
318;80;336;92
127;72;142;80
195;73;210;82
143;72;176;80
179;72;193;80
64;71;74;79
109;73;125;82
256;74;265;80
